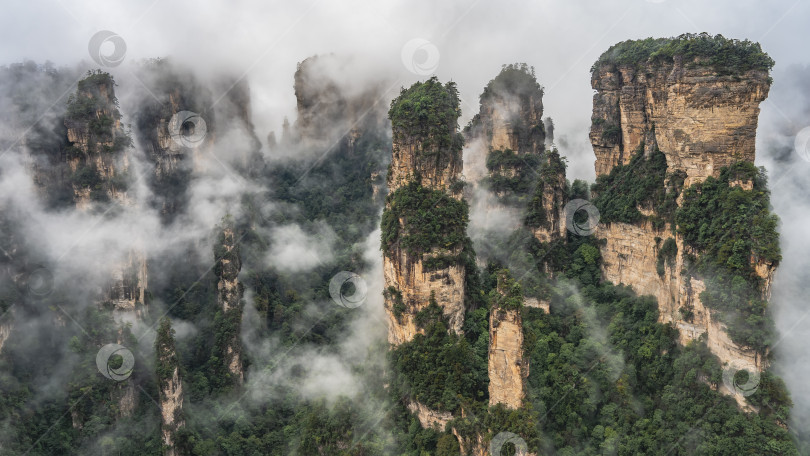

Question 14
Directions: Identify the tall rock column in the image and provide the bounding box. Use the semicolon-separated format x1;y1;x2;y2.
63;71;132;207
465;64;547;207
156;317;185;456
488;271;526;409
214;221;245;385
382;77;468;345
525;149;568;244
589;35;776;406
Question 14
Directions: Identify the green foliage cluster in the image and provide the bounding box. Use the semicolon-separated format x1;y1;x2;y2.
381;181;469;259
390;301;488;413
155;318;179;386
524;149;567;230
593;33;775;75
479;63;543;103
512;237;796;454
485;148;542;201
591;148;684;227
388;76;463;155
676;162;781;351
489;269;524;311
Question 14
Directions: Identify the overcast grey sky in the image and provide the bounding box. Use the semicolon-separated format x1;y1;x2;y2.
1;0;807;179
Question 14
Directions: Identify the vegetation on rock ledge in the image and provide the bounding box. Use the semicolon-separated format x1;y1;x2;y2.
593;33;774;75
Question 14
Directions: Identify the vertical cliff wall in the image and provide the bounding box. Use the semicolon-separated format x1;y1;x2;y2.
488;272;527;409
526;149;568;244
63;72;132;208
156;318;185;456
590;54;770;187
590;36;775;405
215;223;245;385
382;77;468;346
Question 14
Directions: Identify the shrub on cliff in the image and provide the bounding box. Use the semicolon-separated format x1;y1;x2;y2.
593;33;774;75
389;76;463;155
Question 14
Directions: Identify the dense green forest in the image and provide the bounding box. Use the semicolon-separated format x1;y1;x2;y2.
0;61;800;455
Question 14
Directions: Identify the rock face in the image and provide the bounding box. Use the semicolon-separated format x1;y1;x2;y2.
488;306;525;409
406;400;454;431
590;48;774;403
597;222;768;373
215;225;245;384
590;59;770;187
488;272;528;409
383;248;466;345
156;319;185;456
468;64;545;157
0;322;11;354
529;149;568;244
382;79;467;346
387;138;462;197
131;61;262;220
106;250;148;317
63;72;132;208
292;55;389;146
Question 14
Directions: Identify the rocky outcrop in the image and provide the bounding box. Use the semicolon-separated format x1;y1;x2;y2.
131;61;262;219
597;222;766;374
63;72;132;208
0;321;11;354
489;306;525;409
292;55;389;146
452;429;488;456
387;138;462;197
590;41;774;407
528;149;567;244
590;58;770;187
488;272;528;409
382;78;467;346
406;400;454;431
106;249;148;317
383;247;465;345
468;63;545;157
215;224;244;384
155;318;185;456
